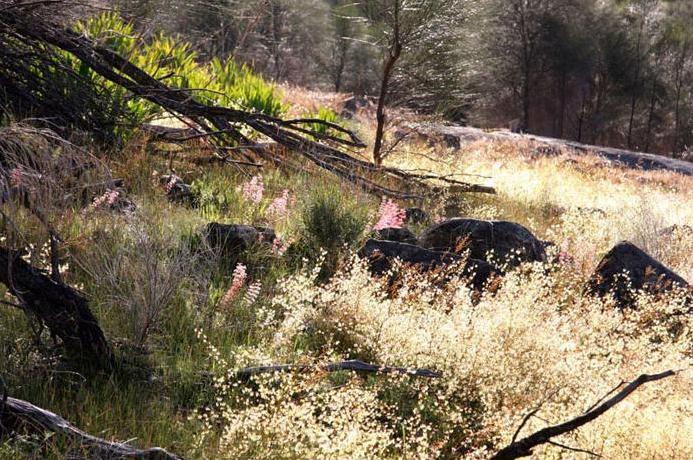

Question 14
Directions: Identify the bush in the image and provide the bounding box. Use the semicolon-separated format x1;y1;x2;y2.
78;217;215;348
291;184;369;279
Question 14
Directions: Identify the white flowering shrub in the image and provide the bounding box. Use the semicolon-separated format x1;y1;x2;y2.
193;252;692;459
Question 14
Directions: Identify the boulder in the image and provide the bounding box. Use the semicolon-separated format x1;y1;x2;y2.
340;95;372;118
418;218;546;266
160;174;194;205
587;241;689;307
358;239;503;291
375;227;417;245
205;223;275;254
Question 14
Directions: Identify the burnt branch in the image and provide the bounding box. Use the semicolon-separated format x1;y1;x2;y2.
491;370;677;460
234;359;442;381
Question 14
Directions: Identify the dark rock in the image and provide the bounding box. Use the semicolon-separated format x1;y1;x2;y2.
587;241;689;307
405;207;429;224
441;133;461;150
358;239;503;291
205;223;275;254
160;174;195;205
418;218;546;266
376;227;417;245
342;95;371;113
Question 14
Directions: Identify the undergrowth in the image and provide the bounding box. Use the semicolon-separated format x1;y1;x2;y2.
1;119;692;459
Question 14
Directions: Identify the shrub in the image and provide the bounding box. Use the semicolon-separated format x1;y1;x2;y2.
78;216;215;348
291;184;369;279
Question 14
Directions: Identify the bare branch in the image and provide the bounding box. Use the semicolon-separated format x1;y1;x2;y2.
234;359;442;380
2;396;180;459
491;370;677;460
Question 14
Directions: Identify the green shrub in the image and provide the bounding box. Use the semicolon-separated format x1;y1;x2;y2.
292;184;369;279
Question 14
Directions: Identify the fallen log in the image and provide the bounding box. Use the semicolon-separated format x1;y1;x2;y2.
234;359;442;380
491;370;677;460
1;396;180;459
0;246;113;369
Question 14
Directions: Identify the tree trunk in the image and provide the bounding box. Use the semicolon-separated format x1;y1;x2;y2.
627;16;646;149
372;48;400;166
672;41;689;154
0;246;113;369
557;71;566;137
644;75;657;152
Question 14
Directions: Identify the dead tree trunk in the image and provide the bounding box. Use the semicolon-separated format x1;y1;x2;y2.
0;246;113;369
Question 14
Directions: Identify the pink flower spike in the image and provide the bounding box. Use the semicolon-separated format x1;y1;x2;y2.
240;175;264;204
267;189;290;218
91;189;120;210
220;263;247;308
272;236;288;256
244;281;262;305
9;168;23;188
373;199;405;230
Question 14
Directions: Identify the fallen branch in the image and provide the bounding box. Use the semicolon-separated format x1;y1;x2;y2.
1;396;180;459
234;359;442;380
491;370;677;460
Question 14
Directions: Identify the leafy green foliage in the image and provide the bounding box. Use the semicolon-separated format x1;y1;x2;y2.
61;12;286;141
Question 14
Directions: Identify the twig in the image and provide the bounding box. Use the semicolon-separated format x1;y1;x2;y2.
546;440;601;457
511;387;561;443
583;380;626;414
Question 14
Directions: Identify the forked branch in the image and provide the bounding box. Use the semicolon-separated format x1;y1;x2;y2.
491;370;677;460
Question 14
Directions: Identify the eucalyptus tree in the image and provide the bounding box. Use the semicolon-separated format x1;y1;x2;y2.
358;0;466;165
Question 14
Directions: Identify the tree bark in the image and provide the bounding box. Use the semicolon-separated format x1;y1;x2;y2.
0;246;113;369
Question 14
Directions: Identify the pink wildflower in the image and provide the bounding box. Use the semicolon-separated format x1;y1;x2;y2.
9;168;23;188
240;175;264;204
558;239;575;265
373;199;406;230
91;189;120;210
244;281;262;305
165;176;177;193
220;263;247;308
272;236;288;256
267;189;290;218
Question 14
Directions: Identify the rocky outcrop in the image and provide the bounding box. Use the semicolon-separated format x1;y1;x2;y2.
205;223;275;254
587;241;689;307
418;218;546;266
375;227;417;245
358;239;502;291
403;124;693;176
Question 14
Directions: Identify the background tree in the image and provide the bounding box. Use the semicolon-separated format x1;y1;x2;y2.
359;0;465;165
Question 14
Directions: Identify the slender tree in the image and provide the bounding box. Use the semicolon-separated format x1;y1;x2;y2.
359;0;464;165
